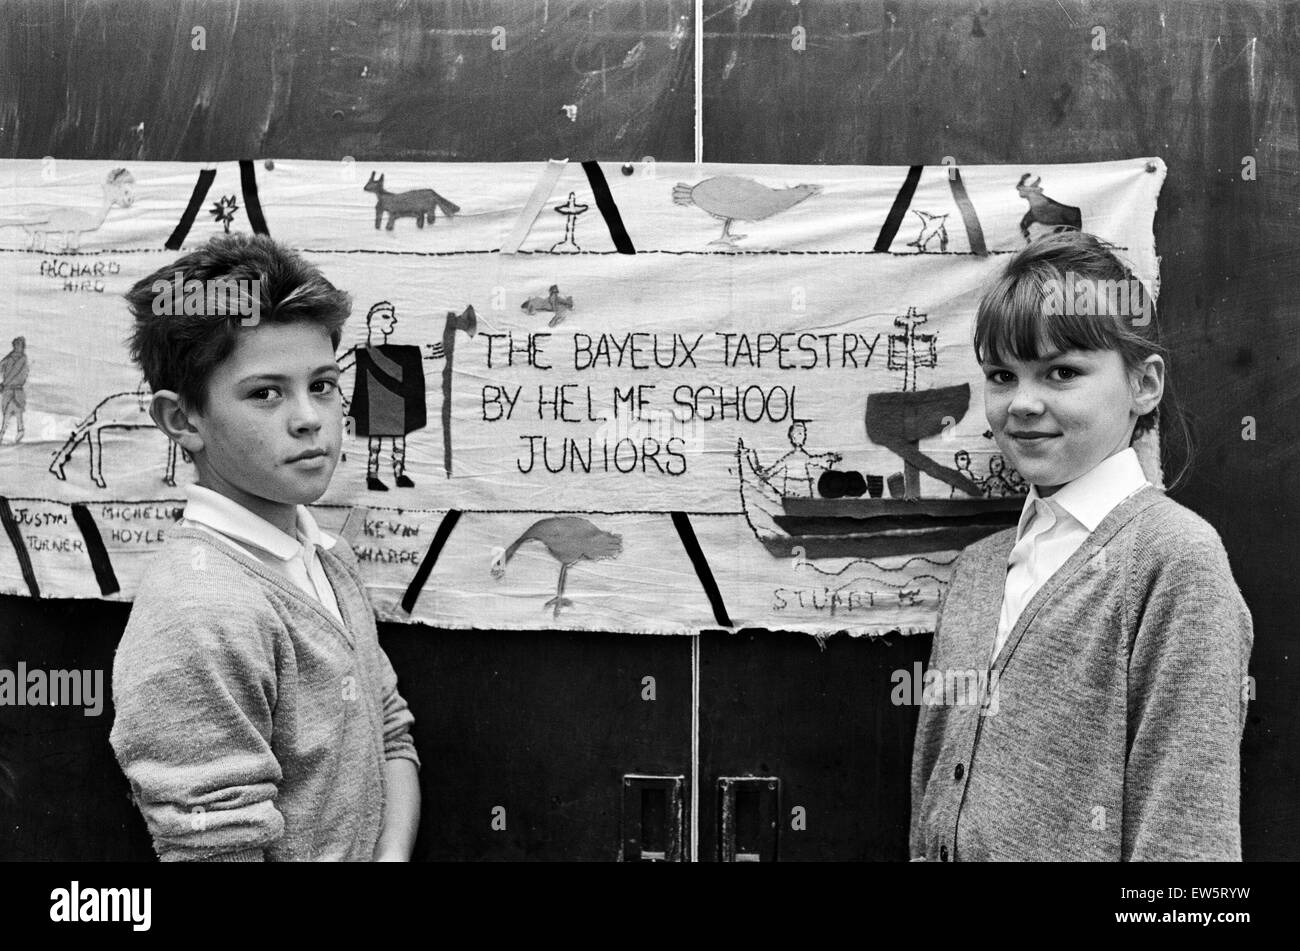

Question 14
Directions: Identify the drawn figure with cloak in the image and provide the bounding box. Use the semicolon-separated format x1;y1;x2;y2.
338;300;477;489
0;336;28;445
338;302;430;491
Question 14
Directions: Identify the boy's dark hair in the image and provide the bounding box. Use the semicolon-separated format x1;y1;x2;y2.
973;230;1193;491
125;234;352;413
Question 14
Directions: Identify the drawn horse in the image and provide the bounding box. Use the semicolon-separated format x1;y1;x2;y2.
48;383;182;489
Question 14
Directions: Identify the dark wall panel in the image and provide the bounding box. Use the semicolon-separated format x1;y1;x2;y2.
0;0;696;163
701;0;1299;862
698;629;929;862
381;624;692;861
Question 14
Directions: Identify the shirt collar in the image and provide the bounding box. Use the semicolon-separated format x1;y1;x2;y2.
1015;446;1150;538
182;484;335;561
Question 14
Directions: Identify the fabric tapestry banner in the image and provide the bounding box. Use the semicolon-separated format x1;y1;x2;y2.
0;157;1166;636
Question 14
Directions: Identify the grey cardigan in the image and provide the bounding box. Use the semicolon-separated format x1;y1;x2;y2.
909;486;1253;861
110;527;420;861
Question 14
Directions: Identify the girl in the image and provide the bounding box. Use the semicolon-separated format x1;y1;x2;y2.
909;230;1253;861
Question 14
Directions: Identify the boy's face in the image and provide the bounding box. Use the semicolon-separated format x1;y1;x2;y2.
188;321;342;514
981;345;1139;497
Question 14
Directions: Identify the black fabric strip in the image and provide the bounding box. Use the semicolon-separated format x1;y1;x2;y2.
580;161;635;254
165;168;218;250
670;511;732;629
401;509;462;613
947;168;988;256
0;497;39;597
239;160;269;235
874;164;924;252
70;503;120;596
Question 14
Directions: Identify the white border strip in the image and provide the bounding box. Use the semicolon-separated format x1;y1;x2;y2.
694;0;703;165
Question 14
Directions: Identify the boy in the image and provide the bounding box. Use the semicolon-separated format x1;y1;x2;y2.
108;233;421;861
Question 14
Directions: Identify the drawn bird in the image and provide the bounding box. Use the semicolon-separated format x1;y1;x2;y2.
490;516;624;618
521;284;574;327
672;176;822;246
907;210;949;252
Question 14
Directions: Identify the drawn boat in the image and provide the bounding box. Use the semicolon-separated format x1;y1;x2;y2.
738;308;1024;558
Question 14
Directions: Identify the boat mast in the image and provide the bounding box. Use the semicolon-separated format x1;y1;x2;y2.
887;306;936;393
888;307;937;496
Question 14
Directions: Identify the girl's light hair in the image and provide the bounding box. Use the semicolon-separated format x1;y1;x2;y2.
973;230;1193;491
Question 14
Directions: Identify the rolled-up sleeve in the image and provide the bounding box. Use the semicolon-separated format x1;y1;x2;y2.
109;601;285;862
324;535;421;771
375;645;420;770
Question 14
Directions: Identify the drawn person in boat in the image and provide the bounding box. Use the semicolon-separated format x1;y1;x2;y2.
337;301;436;491
983;454;1016;498
754;420;842;498
0;336;28;445
951;449;980;497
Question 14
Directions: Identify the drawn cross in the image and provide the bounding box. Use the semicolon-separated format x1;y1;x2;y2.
886;307;938;392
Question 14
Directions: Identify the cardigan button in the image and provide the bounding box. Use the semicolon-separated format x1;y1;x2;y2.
940;845;949;862
954;763;964;781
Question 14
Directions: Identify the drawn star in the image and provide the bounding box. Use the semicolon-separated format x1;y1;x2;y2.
210;195;240;233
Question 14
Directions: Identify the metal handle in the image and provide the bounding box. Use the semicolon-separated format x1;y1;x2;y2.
621;774;684;862
718;776;780;862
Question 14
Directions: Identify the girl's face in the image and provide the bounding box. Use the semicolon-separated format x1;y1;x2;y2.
981;345;1157;497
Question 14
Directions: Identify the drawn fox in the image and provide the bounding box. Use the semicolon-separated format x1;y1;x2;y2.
364;172;460;231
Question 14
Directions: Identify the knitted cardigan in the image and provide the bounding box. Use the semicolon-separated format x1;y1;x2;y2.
909;486;1253;861
109;526;420;861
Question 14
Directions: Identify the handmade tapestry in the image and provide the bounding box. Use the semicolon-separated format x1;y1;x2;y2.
0;157;1165;636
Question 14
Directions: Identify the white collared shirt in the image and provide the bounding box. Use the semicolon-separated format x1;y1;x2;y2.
180;484;344;625
991;447;1150;664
